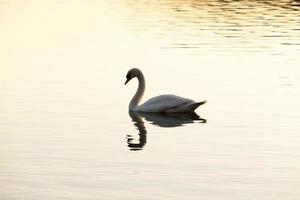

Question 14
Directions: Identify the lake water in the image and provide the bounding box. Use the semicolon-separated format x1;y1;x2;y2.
0;0;300;199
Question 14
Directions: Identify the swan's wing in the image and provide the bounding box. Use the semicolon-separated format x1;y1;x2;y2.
136;95;195;112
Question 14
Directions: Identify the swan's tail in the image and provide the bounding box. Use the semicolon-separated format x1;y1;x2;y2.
166;100;207;112
189;100;207;111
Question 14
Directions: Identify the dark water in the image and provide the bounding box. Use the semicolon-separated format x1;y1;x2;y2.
0;0;300;199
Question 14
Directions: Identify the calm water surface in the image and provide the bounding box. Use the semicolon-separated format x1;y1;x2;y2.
0;0;300;199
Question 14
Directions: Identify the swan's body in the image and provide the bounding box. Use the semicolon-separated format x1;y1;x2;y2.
134;94;203;112
125;68;206;112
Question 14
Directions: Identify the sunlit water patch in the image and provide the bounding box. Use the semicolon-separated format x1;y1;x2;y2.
0;0;300;199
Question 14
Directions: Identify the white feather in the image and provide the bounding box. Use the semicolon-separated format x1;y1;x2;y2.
135;95;195;112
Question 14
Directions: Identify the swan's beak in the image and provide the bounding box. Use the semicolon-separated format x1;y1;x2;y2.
125;78;130;85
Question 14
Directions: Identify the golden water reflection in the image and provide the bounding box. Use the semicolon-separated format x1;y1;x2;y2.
126;0;300;55
0;0;300;199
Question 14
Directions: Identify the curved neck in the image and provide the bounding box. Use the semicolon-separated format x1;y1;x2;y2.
129;73;145;110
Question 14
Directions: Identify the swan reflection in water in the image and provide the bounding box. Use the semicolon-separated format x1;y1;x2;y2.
127;111;206;151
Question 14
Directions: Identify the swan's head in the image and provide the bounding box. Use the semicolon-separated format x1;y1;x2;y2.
125;68;142;85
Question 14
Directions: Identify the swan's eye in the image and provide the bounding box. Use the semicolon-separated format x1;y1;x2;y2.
126;73;131;79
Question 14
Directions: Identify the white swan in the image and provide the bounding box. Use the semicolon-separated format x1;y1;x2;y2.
125;68;206;112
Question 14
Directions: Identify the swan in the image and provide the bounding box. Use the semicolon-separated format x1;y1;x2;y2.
125;68;206;112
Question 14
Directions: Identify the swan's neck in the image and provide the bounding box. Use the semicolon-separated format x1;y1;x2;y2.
129;73;145;110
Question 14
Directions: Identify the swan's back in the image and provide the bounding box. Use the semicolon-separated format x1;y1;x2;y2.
134;94;205;112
